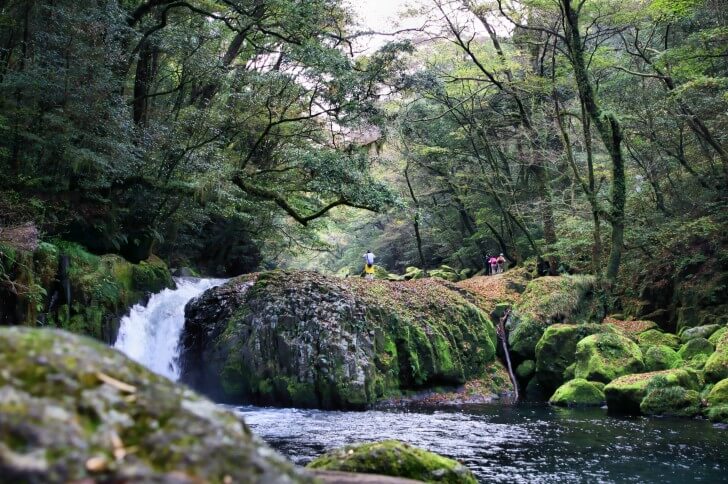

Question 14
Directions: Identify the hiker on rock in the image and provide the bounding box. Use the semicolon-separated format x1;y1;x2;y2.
497;253;506;274
363;250;375;280
488;255;498;275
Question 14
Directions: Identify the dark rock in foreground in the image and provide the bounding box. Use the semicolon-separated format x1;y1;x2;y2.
0;327;311;483
179;270;503;409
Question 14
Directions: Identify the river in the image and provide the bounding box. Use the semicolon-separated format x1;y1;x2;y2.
114;277;728;483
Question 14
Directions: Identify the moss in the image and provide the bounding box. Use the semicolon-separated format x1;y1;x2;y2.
705;405;728;423
636;329;680;350
706;378;728;407
574;332;644;383
709;327;728;345
0;327;311;482
677;338;714;361
534;323;613;392
516;360;535;379
306;440;476;484
548;379;605;407
640;387;701;417
507;275;598;359
196;271;497;409
604;369;701;414
704;331;728;383
644;345;682;371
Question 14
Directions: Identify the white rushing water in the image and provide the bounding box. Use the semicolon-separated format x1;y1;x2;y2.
114;277;226;381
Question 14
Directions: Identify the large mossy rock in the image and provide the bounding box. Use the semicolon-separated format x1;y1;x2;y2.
507;275;598;360
548;379;605;407
640;386;702;417
677;338;714;362
705;379;728;423
0;327;310;483
644;345;682;371
534;323;613;392
604;368;701;414
455;266;532;314
0;241;174;342
179;271;499;409
704;331;728;383
636;329;680;350
306;440;476;484
574;333;644;383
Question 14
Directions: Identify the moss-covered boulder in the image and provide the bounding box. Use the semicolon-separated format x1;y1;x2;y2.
506;275;598;360
644;345;682;371
704;331;728;383
548;379;605;407
706;378;728;407
306;440;476;484
709;327;728;345
574;333;644;383
456;266;532;314
516;360;535;379
179;271;499;409
0;327;311;483
680;324;722;343
677;338;714;362
636;329;680;350
603;369;701;414
640;386;702;417
0;241;174;342
705;379;728;423
534;323;613;392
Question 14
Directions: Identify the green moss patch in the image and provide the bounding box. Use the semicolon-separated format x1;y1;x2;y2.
0;327;311;483
535;323;613;392
507;275;598;360
549;379;605;407
636;329;680;350
574;333;644;383
604;369;701;414
640;387;701;417
306;440;476;483
644;345;682;372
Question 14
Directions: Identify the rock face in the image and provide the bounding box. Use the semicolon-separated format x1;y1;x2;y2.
306;440;477;484
179;271;500;409
534;323;613;393
548;379;605;407
507;275;598;360
603;368;701;414
574;333;644;383
704;331;728;383
0;327;311;483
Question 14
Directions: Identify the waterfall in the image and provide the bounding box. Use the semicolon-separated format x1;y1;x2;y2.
114;277;226;381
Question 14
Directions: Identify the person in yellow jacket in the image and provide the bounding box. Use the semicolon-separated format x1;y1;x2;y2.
363;250;375;280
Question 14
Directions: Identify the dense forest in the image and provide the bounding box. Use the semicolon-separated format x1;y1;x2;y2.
1;0;727;326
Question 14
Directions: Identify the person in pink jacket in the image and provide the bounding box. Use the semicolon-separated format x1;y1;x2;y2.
488;256;498;275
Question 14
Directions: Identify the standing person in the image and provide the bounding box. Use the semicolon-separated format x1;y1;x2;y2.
497;253;506;274
363;250;375;280
484;255;491;276
488;255;498;275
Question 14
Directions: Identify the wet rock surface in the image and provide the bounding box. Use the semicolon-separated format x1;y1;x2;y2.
179;270;503;409
0;327;311;483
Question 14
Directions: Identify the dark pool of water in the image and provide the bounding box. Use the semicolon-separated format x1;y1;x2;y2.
233;403;728;483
